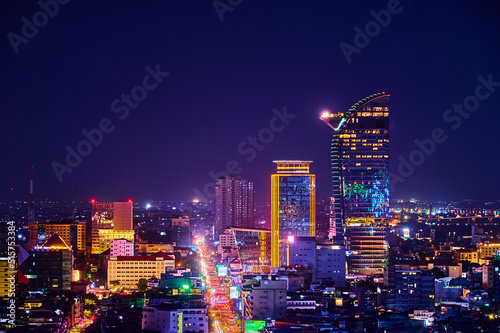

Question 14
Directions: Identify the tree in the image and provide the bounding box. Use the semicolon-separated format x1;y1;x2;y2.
431;267;446;279
110;280;120;287
137;278;148;292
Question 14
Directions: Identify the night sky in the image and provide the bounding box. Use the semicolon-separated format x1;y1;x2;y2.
1;1;500;203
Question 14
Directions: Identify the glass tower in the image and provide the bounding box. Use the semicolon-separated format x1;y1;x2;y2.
271;161;316;268
321;92;389;275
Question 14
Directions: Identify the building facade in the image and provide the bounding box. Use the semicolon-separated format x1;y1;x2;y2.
345;224;388;275
229;227;271;274
135;243;174;255
142;302;208;333
391;266;434;312
110;239;135;257
29;221;86;255
107;256;166;288
321;92;389;274
172;216;191;247
317;243;346;287
25;234;73;291
97;229;135;255
0;258;11;299
91;201;133;254
288;236;317;280
214;175;255;238
271;161;316;268
245;279;287;320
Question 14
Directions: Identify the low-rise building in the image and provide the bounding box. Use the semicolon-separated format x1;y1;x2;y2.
142;302;208;333
110;239;134;257
459;250;479;264
245;278;287;320
136;243;174;255
317;243;346;287
108;256;166;289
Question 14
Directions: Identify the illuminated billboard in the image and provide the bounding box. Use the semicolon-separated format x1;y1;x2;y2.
403;228;410;239
230;286;240;299
244;320;265;332
216;265;227;277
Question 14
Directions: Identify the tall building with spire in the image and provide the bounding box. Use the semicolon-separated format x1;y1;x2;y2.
214;176;255;239
321;92;389;275
271;161;316;268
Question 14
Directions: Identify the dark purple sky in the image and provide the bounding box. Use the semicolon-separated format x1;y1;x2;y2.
1;1;499;203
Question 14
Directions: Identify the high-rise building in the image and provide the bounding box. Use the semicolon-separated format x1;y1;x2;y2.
171;215;191;247
321;92;390;274
214;176;254;238
271;161;316;268
29;221;86;255
91;200;133;254
25;234;73;291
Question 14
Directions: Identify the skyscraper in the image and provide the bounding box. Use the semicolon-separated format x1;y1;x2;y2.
271;161;316;268
91;200;134;254
214;175;254;238
321;92;389;275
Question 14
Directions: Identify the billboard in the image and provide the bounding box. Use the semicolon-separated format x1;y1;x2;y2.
230;286;240;299
244;320;265;332
216;265;227;277
403;228;410;239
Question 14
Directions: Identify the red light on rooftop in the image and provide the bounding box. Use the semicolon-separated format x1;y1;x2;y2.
128;199;133;203
90;199;96;204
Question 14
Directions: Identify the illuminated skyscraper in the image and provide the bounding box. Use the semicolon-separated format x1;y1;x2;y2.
271;161;316;268
91;200;134;254
321;92;389;275
214;176;254;238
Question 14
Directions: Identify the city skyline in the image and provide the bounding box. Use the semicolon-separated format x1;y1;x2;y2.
2;2;500;203
4;3;500;331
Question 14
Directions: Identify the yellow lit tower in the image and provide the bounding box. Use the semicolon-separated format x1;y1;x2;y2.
271;161;316;268
91;200;134;254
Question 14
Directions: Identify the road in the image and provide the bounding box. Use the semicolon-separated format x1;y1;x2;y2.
198;240;241;333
